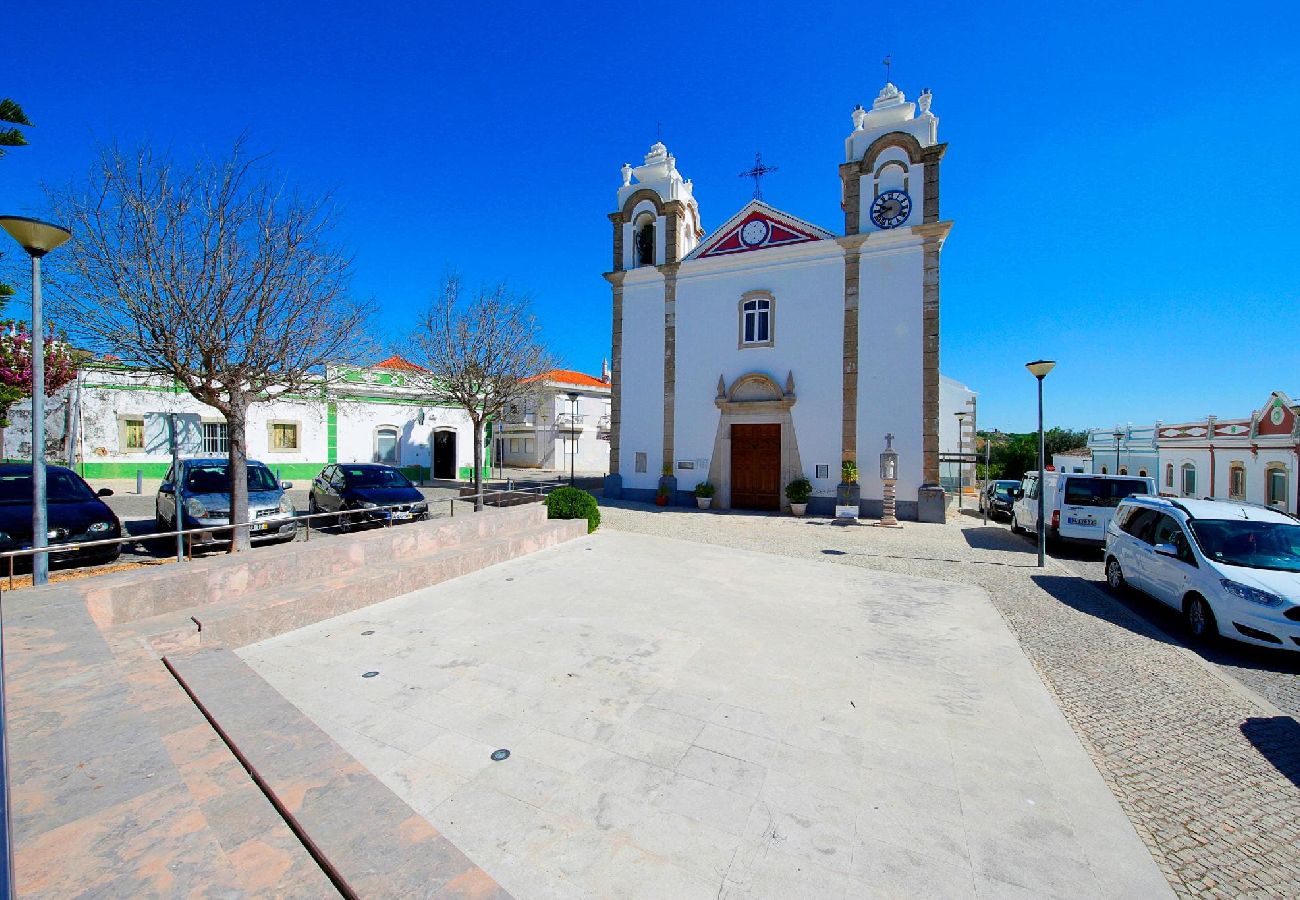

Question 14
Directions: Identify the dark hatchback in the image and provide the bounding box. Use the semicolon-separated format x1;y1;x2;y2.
307;464;429;527
980;479;1022;519
0;464;122;567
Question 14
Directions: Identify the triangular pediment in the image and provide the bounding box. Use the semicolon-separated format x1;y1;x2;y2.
687;200;835;261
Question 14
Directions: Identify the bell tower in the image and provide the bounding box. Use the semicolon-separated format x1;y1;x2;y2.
609;142;702;272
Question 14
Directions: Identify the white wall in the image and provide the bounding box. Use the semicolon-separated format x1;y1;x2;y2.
619;268;668;488
671;241;845;496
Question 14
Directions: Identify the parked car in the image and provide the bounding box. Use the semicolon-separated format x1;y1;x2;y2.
307;463;429;529
0;463;122;567
979;479;1021;519
155;458;297;545
1011;470;1155;548
1105;496;1300;650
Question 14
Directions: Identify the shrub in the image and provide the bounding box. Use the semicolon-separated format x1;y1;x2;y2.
785;477;812;504
546;486;600;533
694;481;716;498
841;460;859;484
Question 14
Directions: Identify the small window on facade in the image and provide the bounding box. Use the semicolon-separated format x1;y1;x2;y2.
1228;463;1246;500
1100;465;1108;475
634;452;647;473
509;438;520;453
1181;463;1196;497
635;214;656;267
1165;463;1174;488
1138;469;1148;477
203;422;229;455
375;426;399;465
1119;467;1128;475
741;298;772;346
124;418;145;451
1267;466;1288;508
270;422;299;451
524;438;535;453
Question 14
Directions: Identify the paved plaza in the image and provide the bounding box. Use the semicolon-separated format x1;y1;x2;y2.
241;525;1168;898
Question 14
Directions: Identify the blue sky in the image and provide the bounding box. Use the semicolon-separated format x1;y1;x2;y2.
3;1;1297;432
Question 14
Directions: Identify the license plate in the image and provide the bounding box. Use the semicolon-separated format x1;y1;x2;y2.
253;522;269;532
1067;517;1098;527
391;511;412;520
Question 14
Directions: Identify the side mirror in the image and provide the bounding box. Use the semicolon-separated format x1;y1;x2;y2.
159;483;175;495
281;481;294;490
96;487;114;497
1153;542;1178;557
1011;489;1024;499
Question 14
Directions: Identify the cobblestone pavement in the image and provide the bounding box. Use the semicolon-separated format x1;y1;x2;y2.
600;500;1300;898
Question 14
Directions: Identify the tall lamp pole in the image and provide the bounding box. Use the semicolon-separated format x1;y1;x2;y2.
1026;360;1057;568
954;411;969;509
1112;427;1123;474
0;217;73;587
566;391;579;487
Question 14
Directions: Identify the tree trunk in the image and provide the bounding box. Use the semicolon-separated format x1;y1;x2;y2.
227;399;251;552
472;418;485;512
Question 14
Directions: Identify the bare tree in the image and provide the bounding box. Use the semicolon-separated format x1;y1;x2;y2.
48;140;371;549
410;275;555;510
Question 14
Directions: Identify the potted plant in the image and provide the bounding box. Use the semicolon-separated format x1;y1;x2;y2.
655;484;670;507
694;481;716;510
656;462;674;506
786;477;812;516
841;460;859;484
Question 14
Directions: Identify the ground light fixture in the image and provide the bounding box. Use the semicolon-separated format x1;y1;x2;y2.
1025;360;1056;568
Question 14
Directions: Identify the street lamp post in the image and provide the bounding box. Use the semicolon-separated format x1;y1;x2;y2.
1025;360;1057;568
1112;427;1123;474
0;217;73;587
954;411;969;509
566;391;579;487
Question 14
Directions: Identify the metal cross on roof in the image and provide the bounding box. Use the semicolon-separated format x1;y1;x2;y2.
883;54;892;82
739;152;778;201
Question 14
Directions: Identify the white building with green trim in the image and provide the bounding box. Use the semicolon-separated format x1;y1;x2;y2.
3;355;489;483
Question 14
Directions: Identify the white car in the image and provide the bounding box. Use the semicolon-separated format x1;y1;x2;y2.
1011;471;1155;549
1104;496;1300;650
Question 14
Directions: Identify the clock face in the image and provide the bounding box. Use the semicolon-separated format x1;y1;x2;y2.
740;219;769;247
870;190;912;229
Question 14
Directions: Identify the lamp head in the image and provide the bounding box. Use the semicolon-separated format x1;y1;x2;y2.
566;391;580;402
0;216;72;258
1025;359;1056;380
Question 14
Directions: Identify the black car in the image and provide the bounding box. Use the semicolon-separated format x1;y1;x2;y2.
0;464;122;568
307;464;429;529
980;479;1022;520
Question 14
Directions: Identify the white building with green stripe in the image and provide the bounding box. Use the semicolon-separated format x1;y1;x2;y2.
5;356;488;483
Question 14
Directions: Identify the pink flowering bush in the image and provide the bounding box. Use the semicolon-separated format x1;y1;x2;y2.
0;320;78;427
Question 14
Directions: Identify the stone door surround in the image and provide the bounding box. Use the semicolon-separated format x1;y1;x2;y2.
708;372;804;511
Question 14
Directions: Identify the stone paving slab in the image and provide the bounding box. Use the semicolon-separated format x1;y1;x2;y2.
241;529;1171;899
165;645;512;899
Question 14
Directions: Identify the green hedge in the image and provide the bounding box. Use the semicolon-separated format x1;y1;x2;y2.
545;486;601;534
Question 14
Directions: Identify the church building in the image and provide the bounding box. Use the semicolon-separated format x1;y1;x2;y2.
602;81;951;520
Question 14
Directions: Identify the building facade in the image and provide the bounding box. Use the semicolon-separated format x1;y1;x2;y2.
496;367;612;473
2;356;488;483
603;81;951;519
1073;393;1299;513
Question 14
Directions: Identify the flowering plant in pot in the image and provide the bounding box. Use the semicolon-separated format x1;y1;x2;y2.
785;477;813;516
693;481;716;510
654;484;670;506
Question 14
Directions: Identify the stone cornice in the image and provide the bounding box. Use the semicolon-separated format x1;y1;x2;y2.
602;271;626;286
912;221;954;243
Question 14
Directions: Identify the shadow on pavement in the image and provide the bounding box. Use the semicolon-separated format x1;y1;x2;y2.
962;527;1034;553
1240;717;1300;789
1031;574;1181;649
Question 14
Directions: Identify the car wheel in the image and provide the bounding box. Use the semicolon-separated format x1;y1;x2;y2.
338;508;355;532
1010;514;1024;535
1105;557;1127;593
1184;595;1217;643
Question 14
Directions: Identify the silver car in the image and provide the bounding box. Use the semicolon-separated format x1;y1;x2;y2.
156;457;297;545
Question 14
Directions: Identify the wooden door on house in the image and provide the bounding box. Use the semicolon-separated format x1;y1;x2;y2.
730;423;781;510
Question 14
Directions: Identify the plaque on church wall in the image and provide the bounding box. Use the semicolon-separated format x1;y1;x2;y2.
676;460;695;470
835;505;859;519
815;464;829;479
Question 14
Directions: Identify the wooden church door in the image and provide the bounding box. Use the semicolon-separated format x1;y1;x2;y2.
730;424;781;510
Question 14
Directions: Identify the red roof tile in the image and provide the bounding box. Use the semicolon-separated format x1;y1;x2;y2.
372;355;425;372
525;369;609;388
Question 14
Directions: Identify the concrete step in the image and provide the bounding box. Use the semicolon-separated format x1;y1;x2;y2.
164;646;509;899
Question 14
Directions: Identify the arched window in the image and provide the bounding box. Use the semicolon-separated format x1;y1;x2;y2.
739;294;774;348
1228;462;1246;500
375;426;399;465
634;213;656;267
1165;463;1174;488
1181;463;1196;497
1119;467;1128;475
1100;465;1108;474
1138;469;1148;478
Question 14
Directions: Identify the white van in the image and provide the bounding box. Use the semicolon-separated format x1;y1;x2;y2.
1011;471;1156;548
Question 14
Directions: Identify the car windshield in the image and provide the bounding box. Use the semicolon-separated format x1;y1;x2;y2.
343;467;411;488
994;481;1019;497
0;470;96;504
1190;519;1300;573
185;465;280;494
1064;478;1149;508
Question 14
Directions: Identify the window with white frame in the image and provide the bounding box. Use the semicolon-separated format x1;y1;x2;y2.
1228;463;1246;500
375;426;399;465
268;421;299;452
740;296;773;347
121;417;145;452
1165;463;1174;488
1181;463;1197;497
1267;465;1288;509
203;422;229;455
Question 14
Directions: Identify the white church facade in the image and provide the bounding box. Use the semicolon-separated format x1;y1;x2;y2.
603;81;952;520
